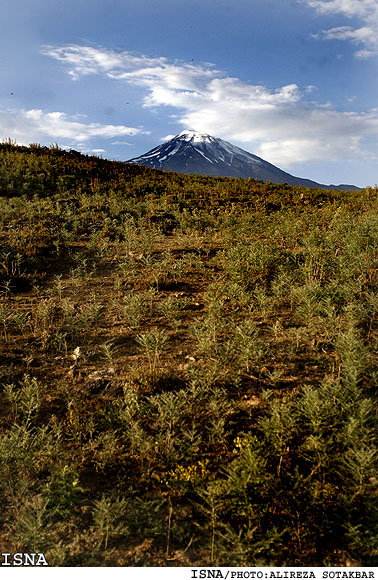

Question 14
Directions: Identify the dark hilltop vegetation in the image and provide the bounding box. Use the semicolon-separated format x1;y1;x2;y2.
0;140;378;566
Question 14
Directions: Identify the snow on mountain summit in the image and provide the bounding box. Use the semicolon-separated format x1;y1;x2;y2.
176;130;214;143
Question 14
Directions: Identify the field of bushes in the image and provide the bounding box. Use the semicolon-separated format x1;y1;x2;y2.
0;141;377;566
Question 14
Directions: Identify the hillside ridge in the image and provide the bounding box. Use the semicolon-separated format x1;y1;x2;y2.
0;141;377;566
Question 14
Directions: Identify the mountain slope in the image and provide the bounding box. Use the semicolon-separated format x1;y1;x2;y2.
127;130;360;191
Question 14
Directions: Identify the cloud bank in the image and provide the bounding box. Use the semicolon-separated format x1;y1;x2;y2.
42;44;378;167
0;107;142;151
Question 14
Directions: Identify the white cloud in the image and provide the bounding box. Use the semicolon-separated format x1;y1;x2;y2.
0;108;142;147
41;44;215;87
303;0;378;57
304;0;378;19
111;140;133;146
43;44;378;168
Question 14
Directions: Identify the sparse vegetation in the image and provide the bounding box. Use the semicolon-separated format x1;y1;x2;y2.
0;141;378;566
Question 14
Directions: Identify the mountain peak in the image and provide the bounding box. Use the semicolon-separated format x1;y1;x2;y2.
127;131;360;191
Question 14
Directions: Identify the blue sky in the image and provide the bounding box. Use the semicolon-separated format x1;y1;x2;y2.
1;0;378;187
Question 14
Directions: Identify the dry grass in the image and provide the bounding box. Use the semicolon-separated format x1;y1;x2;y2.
0;143;377;566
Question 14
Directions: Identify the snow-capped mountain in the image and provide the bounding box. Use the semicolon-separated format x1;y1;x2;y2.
127;130;359;191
